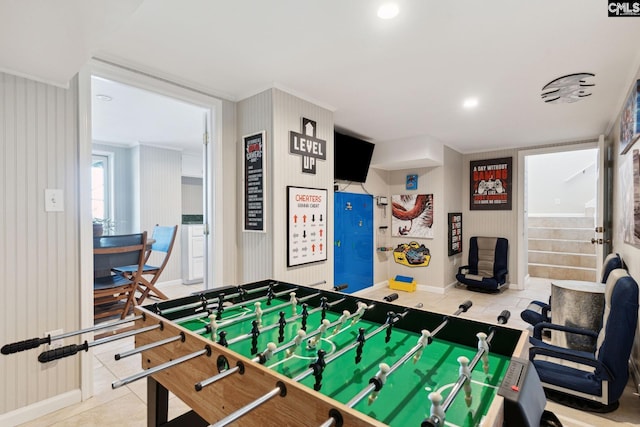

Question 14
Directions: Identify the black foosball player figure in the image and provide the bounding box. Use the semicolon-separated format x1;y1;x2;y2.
320;297;329;321
310;349;327;391
250;320;261;355
266;284;275;306
237;286;248;303
278;311;287;343
199;293;208;311
301;303;309;331
218;330;228;347
355;327;366;364
216;293;225;320
385;311;396;343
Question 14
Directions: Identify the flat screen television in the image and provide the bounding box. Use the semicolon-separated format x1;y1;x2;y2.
334;131;375;183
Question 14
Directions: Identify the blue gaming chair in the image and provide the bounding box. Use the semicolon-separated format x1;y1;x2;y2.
520;253;624;327
456;236;509;292
528;268;639;412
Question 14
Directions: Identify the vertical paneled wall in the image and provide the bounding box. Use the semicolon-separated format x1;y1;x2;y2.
237;90;274;282
220;99;238;284
442;146;464;286
462;148;520;283
272;89;334;286
137;145;183;283
0;73;81;414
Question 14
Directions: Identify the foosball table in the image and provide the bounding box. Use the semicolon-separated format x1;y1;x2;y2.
3;279;531;427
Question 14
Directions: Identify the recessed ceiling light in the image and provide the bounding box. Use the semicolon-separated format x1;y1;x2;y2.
378;3;399;19
463;98;479;109
96;94;112;102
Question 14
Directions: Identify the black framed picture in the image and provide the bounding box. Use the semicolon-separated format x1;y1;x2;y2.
243;131;266;232
448;212;462;256
469;157;512;210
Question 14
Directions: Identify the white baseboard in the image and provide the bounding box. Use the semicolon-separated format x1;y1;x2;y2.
0;389;81;427
156;278;185;288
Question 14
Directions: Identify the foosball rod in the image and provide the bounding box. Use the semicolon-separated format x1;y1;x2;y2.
160;287;305;329
421;310;511;427
37;322;163;363
112;345;212;389
194;301;375;391
340;301;473;413
291;307;414;384
208;305;417;427
154;282;278;314
1;314;145;355
214;291;322;330
156;283;293;316
114;332;186;361
209;381;287;427
225;297;348;346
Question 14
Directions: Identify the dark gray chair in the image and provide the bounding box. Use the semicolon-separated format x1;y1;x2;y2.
94;232;147;321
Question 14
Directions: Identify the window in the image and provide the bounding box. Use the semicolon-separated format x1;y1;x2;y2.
92;154;111;221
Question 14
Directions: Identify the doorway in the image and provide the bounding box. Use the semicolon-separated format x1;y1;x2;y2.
78;60;224;397
91;75;209;289
518;141;604;288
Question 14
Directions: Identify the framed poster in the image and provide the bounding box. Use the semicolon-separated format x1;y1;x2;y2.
470;157;512;210
406;174;418;190
448;212;463;256
243;131;266;232
391;194;434;238
287;186;328;267
620;80;640;155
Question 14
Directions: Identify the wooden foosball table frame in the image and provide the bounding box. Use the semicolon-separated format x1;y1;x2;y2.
135;280;528;427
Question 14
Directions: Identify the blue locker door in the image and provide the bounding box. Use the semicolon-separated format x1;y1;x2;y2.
334;192;373;293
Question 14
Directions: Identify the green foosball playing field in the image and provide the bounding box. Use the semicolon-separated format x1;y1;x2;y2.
177;294;512;427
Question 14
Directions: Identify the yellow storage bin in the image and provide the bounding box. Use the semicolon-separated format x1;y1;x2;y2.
389;276;417;292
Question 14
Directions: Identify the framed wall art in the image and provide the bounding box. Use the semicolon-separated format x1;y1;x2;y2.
448;212;463;256
620;80;640;155
287;186;327;267
469;157;512;210
391;194;434;238
243;131;266;232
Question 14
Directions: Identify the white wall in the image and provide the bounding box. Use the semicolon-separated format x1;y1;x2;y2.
527;150;597;215
0;73;82;418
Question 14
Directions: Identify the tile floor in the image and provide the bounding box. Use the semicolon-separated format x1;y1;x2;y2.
18;279;640;426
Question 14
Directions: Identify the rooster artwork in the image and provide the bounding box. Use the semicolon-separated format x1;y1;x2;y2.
391;194;434;238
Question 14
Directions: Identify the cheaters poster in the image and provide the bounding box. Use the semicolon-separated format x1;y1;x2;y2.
470;157;512;210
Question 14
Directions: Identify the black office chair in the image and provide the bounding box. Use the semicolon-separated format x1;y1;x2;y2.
456;236;509;292
528;268;639;412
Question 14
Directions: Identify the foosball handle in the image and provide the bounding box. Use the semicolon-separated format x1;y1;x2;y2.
497;310;511;325
459;300;473;312
38;342;89;363
2;336;51;355
333;284;348;291
383;293;399;302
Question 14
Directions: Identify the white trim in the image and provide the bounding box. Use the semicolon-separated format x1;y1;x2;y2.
0;65;71;89
77;58;226;401
0;390;81;427
517;140;599;288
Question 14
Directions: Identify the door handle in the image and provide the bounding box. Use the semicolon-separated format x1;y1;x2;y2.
335;240;341;247
590;238;610;245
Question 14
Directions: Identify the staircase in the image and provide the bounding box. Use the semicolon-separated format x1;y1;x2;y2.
528;216;597;281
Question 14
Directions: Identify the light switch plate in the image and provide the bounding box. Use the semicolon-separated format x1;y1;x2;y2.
45;189;63;212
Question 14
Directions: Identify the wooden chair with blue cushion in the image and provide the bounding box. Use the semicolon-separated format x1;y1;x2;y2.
456;236;509;292
94;232;147;321
528;268;639;412
113;225;178;304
